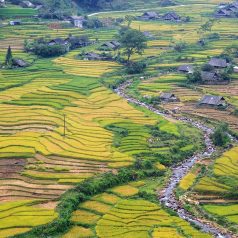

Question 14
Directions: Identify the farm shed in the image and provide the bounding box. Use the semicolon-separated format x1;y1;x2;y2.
12;58;28;67
198;95;227;107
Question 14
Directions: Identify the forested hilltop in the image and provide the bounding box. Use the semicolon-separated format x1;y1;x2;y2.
4;0;177;18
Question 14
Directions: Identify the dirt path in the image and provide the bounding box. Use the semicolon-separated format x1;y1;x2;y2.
115;79;236;238
87;5;185;16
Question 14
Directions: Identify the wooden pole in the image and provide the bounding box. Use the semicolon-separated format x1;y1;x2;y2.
63;114;66;137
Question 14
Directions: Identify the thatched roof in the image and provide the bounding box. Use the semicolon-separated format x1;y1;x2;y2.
199;95;226;106
101;41;120;49
84;52;102;60
162;12;180;20
208;58;227;68
48;38;67;45
160;92;176;99
201;71;219;81
142;12;158;18
178;65;193;73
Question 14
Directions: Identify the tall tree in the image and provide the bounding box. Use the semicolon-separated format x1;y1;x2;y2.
5;45;13;66
118;28;147;62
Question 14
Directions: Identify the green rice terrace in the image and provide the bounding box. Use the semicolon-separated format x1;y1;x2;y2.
0;0;238;237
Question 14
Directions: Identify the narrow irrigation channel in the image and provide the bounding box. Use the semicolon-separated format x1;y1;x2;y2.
115;79;235;238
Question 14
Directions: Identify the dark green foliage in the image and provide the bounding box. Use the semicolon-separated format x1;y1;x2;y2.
105;124;128;147
126;61;147;74
201;64;214;72
118;28;147;62
211;123;231;147
83;17;103;28
187;69;202;83
74;0;101;10
173;42;187;52
39;0;74;19
233;108;238;117
25;38;68;57
5;45;13;66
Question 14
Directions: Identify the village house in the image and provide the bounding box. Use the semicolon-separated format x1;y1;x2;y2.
100;41;120;50
65;36;90;48
83;52;102;61
208;57;228;68
215;1;238;17
216;8;232;17
178;65;194;74
9;20;21;26
201;71;220;82
162;12;181;21
0;0;5;6
198;95;227;107
20;1;35;8
70;16;85;28
160;92;178;102
48;38;68;46
139;12;159;20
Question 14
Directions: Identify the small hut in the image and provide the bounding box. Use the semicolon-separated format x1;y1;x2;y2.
12;58;28;67
83;52;102;61
198;95;227;107
160;92;178;102
178;65;194;73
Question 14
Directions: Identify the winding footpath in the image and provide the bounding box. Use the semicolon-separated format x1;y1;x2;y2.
115;79;236;238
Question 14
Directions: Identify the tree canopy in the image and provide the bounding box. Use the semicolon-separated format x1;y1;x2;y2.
118;28;147;62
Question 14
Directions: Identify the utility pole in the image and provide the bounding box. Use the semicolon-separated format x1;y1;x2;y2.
63;114;66;137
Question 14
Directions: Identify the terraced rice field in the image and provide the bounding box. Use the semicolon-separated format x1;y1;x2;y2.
0;0;238;236
64;180;211;238
189;147;238;225
0;21;200;236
